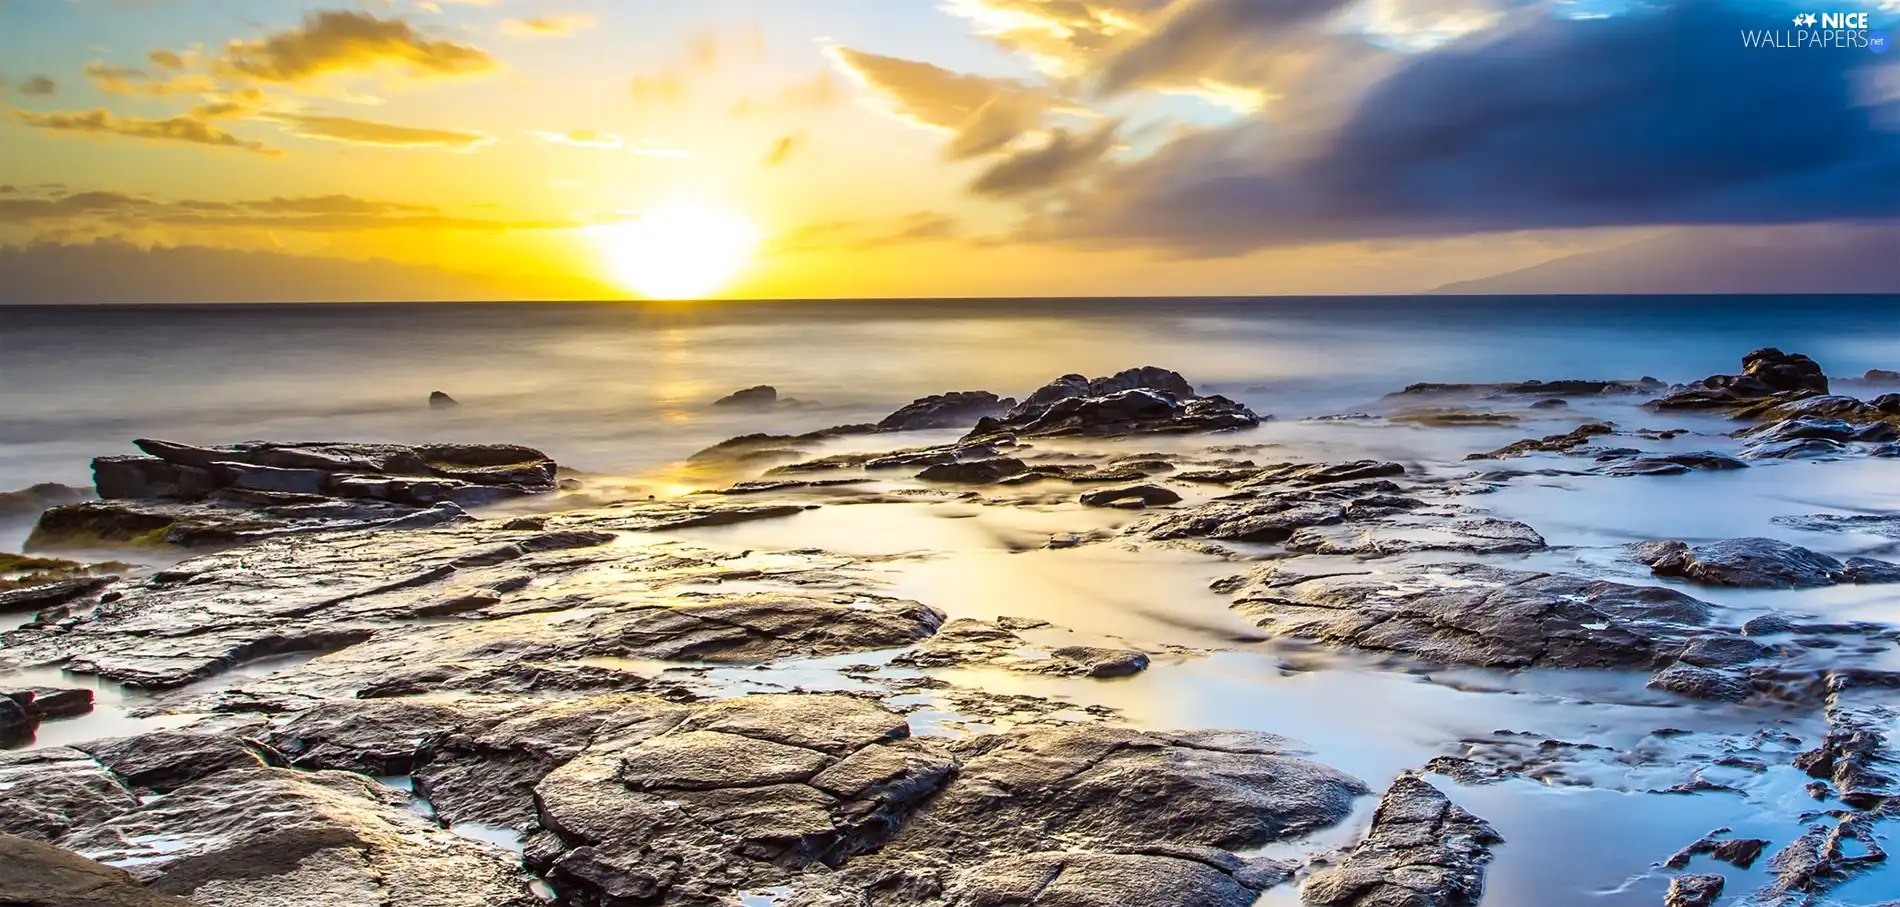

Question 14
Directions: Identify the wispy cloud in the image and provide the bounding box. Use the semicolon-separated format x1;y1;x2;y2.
501;15;598;39
13;108;278;155
265;113;494;150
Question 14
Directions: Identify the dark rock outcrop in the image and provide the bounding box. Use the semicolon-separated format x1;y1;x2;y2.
894;618;1150;678
1593;451;1749;476
712;385;778;409
1652;348;1829;411
1634;538;1900;589
429;391;461;409
1388;377;1665;398
1666;874;1725;907
0;482;89;522
1466;423;1613;459
1302;773;1500;907
1079;484;1181;508
917;458;1027;484
0;748;139;842
878;391;1015;431
964;368;1258;441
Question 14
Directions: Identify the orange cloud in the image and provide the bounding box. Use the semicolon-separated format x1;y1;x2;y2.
216;10;497;84
13;108;277;155
265;113;495;150
501;15;598;39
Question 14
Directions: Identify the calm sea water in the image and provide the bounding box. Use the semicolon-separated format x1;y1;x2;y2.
3;295;1898;491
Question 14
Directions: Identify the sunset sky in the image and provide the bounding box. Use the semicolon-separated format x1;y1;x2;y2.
1;0;1895;300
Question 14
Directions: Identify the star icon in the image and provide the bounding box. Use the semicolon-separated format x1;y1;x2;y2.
1803;13;1818;25
1794;12;1807;24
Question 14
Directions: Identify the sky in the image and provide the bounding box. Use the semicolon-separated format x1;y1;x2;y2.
0;0;1895;300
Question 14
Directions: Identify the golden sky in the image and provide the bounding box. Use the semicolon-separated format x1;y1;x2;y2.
0;0;1893;300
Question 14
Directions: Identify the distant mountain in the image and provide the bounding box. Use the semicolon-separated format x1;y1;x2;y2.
1433;225;1900;294
0;241;609;304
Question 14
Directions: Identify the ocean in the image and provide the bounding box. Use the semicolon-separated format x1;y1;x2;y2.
5;295;1899;493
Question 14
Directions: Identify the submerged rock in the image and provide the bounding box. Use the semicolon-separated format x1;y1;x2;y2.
1302;773;1501;907
1634;538;1900;589
916;457;1027;484
429;390;461;409
1466;423;1613;460
1128;481;1416;544
1079;484;1181;508
1592;451;1749;476
1666;874;1725;907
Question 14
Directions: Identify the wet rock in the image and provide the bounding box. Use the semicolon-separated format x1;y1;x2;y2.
1666;874;1724;907
1593;451;1749;476
1466;422;1614;459
0;482;89;522
1741;438;1848;460
1744;416;1898;445
0;833;197;906
713;385;778;409
1792;680;1897;808
1240;460;1406;487
878;391;1015;431
27;496;469;551
0;697;30;745
945;852;1262;907
1666;828;1768;870
58;765;540;906
264;700;480;776
1008;366;1196;419
0;748;139;842
429;390;461;409
1877;392;1900;415
1079;484;1181;508
1302;773;1500;907
1129;481;1416;544
1220;562;1716;669
0;574;118;612
1648;664;1752;703
1284;516;1546;556
894;619;1149;678
1775;513;1900;539
1387;407;1520;427
1652;349;1829;413
78;731;269;793
1634;537;1900;588
6;687;95;721
917;457;1027;484
1759;812;1888;902
1530;398;1568;409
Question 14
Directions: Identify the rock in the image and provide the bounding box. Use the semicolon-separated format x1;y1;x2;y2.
1648;664;1752;702
964;368;1258;441
1079;484;1181;508
1760;811;1888;900
877;391;1015;431
1744;416;1897;445
0;748;139;842
0;575;118;613
78;732;269;793
1241;460;1406;487
58;765;540;906
1666;829;1768;870
713;385;778;409
917;458;1027;484
895;619;1149;678
264;699;480;776
1387;407;1520;427
429;390;461;409
1284;516;1546;556
0;482;89;522
1592;452;1750;476
27;498;467;551
1665;874;1724;907
1792;680;1897;808
945;852;1262;907
1302;773;1500;907
0;833;198;906
1863;368;1900;384
1634;537;1900;588
0;697;30;746
1876;392;1900;415
1387;378;1665;398
1652;348;1829;411
91;456;218;501
1219;562;1718;669
1530;398;1568;409
1742;438;1851;460
1466;423;1614;459
8;687;95;720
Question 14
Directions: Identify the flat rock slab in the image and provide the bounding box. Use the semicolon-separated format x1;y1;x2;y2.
1219;562;1720;670
0;833;197;907
0;748;139;843
5;515;935;692
1635;537;1900;588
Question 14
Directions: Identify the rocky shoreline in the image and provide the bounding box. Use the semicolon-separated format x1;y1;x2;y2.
4;354;1900;906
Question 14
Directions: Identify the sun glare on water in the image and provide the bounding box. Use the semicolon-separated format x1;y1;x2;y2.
589;203;761;300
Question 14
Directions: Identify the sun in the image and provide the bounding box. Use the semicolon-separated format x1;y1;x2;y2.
588;203;761;300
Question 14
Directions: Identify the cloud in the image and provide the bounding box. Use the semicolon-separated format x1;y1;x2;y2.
501;15;597;38
829;47;1055;159
943;0;1172;74
20;75;58;97
772;211;963;254
265;113;494;150
13;108;278;155
215;9;497;84
0;188;566;234
84;61;219;96
629;138;692;158
628;28;763;105
763;133;803;166
147;49;189;71
971;119;1119;196
1028;2;1900;254
529;129;624;149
